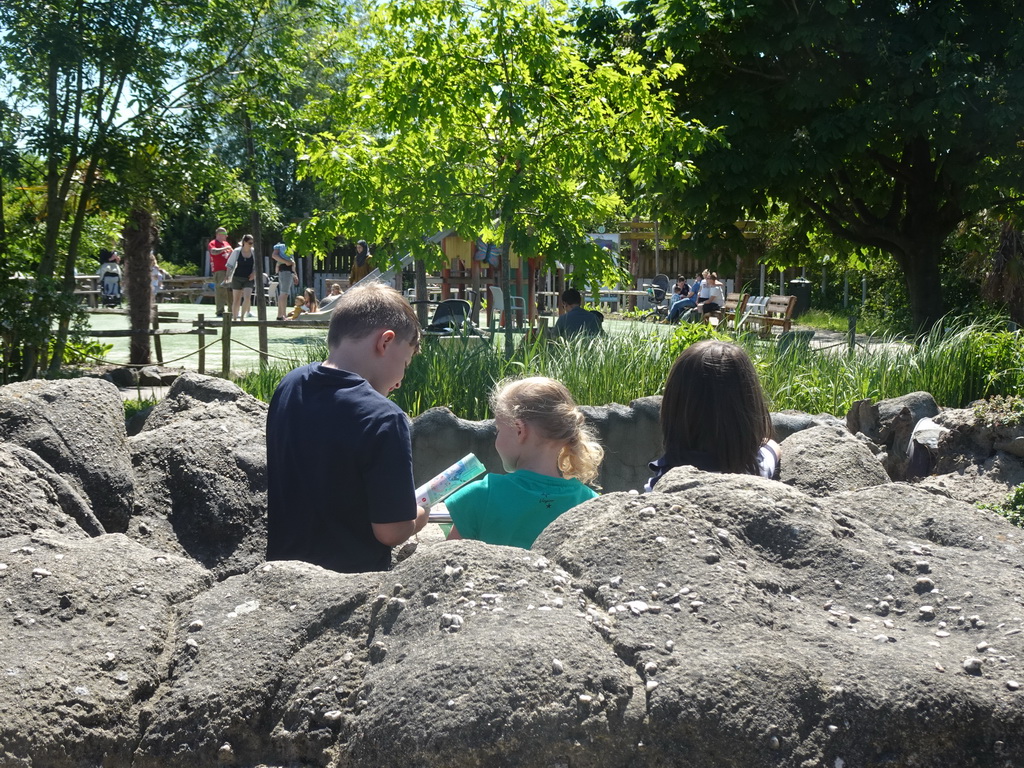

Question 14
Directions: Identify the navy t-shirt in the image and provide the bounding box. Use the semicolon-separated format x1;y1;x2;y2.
266;362;417;573
554;306;602;338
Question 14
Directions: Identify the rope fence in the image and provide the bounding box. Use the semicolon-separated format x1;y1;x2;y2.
74;337;222;368
77;314;330;378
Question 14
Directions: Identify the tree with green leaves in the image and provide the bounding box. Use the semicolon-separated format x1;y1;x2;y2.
0;0;311;376
198;1;353;361
611;0;1024;332
293;0;710;356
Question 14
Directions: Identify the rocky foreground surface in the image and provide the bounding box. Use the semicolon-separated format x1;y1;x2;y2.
0;373;1022;767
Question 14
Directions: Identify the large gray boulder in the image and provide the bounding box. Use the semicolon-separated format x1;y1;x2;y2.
848;391;940;444
131;560;381;767
934;406;1024;469
128;373;268;578
411;407;503;488
780;423;892;496
0;377;134;531
538;469;1024;767
0;530;211;766
917;451;1024;507
581;396;662;492
1;467;1023;766
848;391;941;480
0;443;103;538
136;371;264;432
133;546;643;767
772;409;845;441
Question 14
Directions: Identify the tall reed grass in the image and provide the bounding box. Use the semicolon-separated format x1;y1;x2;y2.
233;317;1023;420
394;328;677;420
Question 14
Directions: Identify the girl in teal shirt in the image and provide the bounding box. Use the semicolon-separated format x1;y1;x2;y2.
446;377;603;549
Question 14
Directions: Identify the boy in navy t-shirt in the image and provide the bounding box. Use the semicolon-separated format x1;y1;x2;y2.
266;282;428;572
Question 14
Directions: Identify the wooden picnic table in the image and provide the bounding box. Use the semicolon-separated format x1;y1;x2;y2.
74;275;101;307
157;276;214;303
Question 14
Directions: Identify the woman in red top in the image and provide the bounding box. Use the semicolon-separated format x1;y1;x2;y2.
208;227;233;316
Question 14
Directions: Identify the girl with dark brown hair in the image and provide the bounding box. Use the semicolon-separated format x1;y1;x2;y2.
645;340;780;491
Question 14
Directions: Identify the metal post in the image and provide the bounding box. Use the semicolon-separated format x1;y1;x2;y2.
759;264;766;296
848;314;856;355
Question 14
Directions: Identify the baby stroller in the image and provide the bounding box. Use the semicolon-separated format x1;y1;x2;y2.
640;273;671;322
416;299;486;338
100;270;122;308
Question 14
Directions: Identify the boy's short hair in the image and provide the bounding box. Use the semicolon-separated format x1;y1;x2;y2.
327;282;420;349
562;287;583;306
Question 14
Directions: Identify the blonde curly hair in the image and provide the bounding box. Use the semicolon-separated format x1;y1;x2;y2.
490;376;604;485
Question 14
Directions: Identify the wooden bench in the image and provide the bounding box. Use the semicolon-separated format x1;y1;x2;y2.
733;295;766;330
706;292;747;328
743;294;797;335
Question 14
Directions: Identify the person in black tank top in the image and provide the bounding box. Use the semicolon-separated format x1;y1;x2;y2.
229;234;257;320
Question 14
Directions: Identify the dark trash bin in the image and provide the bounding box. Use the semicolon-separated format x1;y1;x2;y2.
788;278;812;318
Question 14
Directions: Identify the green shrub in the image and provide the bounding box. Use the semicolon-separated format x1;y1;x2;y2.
231;317;1024;421
124;397;158;421
965;330;1024;395
979;484;1024;529
158;260;199;277
666;321;726;360
59;337;114;365
973;395;1024;429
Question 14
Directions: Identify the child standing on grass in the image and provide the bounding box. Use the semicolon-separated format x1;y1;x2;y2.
446;377;604;549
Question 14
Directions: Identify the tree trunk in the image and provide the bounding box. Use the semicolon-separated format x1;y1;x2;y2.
21;54;66;379
48;159;102;375
984;223;1024;326
895;239;946;335
243;110;268;367
415;259;429;326
124;209;155;365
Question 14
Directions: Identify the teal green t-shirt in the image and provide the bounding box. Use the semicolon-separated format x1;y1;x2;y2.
445;470;599;549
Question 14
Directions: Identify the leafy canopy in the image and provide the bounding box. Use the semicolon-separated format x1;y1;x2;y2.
614;0;1024;330
293;0;713;279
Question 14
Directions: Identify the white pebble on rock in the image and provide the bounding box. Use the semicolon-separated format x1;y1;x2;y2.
963;658;984;675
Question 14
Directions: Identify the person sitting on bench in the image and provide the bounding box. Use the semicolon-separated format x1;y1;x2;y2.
554;288;602;338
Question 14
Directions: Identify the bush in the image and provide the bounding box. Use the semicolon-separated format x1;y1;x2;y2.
232;317;1023;420
980;484;1024;529
666;321;726;360
973;394;1024;429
